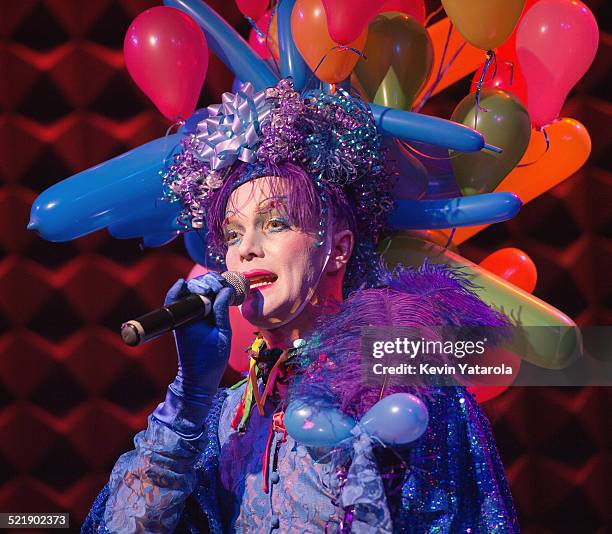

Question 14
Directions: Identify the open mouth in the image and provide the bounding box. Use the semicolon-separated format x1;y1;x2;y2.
247;273;278;290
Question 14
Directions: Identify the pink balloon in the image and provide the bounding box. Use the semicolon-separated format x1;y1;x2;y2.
322;0;387;44
236;0;269;20
516;0;598;128
124;7;208;121
188;265;255;374
381;0;425;24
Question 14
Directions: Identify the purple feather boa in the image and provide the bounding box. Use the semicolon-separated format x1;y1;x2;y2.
286;260;512;420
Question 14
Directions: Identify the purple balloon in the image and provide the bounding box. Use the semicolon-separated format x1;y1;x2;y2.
383;137;429;200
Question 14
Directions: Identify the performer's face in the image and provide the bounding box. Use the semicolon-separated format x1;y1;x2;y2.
223;177;330;329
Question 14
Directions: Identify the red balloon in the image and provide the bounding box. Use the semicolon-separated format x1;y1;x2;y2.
236;0;269;20
463;347;522;403
381;0;425;24
124;7;208;121
479;247;538;294
322;0;387;44
248;10;276;60
471;59;528;108
466;385;510;403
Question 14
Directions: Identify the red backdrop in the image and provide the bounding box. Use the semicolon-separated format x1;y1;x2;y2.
0;1;609;532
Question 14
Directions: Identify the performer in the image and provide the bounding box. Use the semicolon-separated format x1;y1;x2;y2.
82;80;519;533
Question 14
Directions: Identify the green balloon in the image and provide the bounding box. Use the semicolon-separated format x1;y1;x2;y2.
354;13;433;111
450;89;531;196
379;235;581;370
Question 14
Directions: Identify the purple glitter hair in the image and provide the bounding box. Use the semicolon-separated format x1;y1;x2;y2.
287;261;513;420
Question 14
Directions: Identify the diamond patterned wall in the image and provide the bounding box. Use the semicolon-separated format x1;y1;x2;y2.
0;1;609;532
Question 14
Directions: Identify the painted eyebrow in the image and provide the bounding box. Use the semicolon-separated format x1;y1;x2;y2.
255;195;288;214
224;195;288;219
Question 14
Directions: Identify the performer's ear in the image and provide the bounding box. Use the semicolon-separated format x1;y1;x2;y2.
327;229;354;273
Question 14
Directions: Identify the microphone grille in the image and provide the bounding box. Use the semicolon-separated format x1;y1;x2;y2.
221;271;250;305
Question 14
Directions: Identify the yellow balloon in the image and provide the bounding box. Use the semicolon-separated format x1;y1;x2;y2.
441;0;526;50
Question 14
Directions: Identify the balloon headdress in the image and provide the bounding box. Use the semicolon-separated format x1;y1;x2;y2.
162;78;397;292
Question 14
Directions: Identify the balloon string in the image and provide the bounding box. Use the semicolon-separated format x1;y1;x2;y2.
469;59;511;91
245;16;261;36
414;21;452;111
266;1;281;72
414;41;466;112
516;126;550;167
444;228;456;249
474;50;496;128
158;119;191;216
161;118;185;168
303;45;367;95
244;1;281;73
399;139;461;161
425;4;445;26
378;374;389;401
165;119;184;138
413;24;467;112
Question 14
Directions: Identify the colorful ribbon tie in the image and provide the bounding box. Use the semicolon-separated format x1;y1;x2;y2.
190;81;271;172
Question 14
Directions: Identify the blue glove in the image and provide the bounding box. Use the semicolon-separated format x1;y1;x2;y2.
153;272;233;439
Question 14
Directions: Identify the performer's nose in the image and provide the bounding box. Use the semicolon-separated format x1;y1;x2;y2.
238;230;264;261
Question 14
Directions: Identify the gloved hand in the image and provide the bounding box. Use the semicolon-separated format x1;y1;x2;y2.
153;272;234;439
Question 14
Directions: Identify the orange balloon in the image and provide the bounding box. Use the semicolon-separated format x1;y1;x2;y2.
441;0;526;51
188;264;254;374
291;0;368;83
480;248;537;293
441;118;591;244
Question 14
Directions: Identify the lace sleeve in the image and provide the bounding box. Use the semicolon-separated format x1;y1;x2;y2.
81;390;230;534
100;414;207;533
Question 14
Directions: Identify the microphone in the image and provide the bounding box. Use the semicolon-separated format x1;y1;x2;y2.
120;271;249;347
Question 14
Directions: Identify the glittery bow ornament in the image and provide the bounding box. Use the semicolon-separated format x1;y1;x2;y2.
194;83;270;171
162;82;270;228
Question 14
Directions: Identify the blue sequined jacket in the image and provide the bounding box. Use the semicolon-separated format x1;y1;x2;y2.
81;382;519;533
